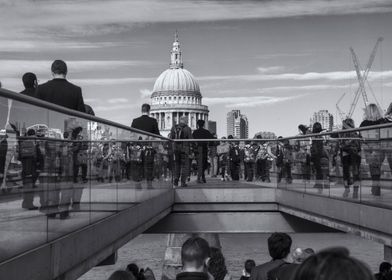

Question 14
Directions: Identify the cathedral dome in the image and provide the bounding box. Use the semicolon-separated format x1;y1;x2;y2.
152;68;200;94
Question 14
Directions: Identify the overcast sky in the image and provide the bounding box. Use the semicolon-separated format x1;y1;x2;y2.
1;0;392;137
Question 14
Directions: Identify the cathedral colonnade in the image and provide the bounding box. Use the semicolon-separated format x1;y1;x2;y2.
150;111;209;132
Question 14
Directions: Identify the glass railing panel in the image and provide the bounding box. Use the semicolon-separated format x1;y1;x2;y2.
0;96;49;262
45;110;92;240
359;126;392;207
88;122;119;217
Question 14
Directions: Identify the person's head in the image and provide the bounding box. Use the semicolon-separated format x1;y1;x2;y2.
292;247;373;280
228;135;233;139
51;60;67;77
256;135;262;139
291;248;315;264
364;103;383;121
379;262;392;276
179;116;188;125
312;122;323;134
298;124;308;135
108;270;135;280
197;119;205;129
26;128;36;136
141;103;151;114
244;259;256;274
181;237;210;271
126;263;139;278
268;232;292;260
342;118;355;130
207;247;227;280
22;72;37;89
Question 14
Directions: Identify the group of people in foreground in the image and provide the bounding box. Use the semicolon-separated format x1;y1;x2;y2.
105;233;391;280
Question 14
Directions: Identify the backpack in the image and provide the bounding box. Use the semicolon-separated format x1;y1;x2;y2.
19;139;37;159
130;146;143;163
244;146;255;163
172;125;185;140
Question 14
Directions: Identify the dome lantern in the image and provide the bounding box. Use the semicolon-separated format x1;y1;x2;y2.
170;30;183;69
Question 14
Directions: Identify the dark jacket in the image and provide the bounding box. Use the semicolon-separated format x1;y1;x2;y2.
20;88;37;98
249;260;286;280
36;79;85;112
193;128;213;150
131;115;160;135
267;263;297;280
176;272;209;280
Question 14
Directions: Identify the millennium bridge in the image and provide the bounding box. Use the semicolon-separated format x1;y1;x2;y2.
1;88;392;280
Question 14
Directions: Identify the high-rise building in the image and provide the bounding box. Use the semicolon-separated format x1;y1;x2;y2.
227;110;249;138
254;131;277;139
208;120;217;135
310;110;334;131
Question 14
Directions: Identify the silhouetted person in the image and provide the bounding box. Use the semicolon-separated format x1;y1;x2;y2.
108;270;136;280
292;247;374;280
193;119;213;183
240;260;256;280
268;247;314;280
249;233;292;280
131;104;160;135
84;104;95;116
170;116;192;187
20;72;38;98
375;262;392;280
37;60;85;112
176;237;211;280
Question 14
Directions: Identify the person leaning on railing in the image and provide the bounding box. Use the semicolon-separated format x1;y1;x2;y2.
359;103;392;196
310;122;330;191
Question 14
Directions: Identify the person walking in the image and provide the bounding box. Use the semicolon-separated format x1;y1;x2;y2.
192;120;213;183
37;60;85;112
131;103;160;136
36;60;86;219
170;116;193;187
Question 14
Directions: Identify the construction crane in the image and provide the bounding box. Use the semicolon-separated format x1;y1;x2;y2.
347;37;383;118
336;92;347;122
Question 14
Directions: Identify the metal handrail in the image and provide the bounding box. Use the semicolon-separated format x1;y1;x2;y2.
0;88;170;141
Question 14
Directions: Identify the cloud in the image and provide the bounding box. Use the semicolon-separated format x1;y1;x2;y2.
94;104;138;112
0;0;391;38
203;94;307;108
0;40;134;52
75;77;155;86
0;59;154;77
108;98;128;104
257;66;286;74
140;89;152;99
199;70;392;82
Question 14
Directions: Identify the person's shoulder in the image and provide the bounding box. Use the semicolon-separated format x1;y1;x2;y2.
65;80;82;91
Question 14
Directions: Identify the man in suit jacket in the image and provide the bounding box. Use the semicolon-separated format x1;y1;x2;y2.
37;60;85;112
36;60;86;220
131;103;160;135
20;72;38;98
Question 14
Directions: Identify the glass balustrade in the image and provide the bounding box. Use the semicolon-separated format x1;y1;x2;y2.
0;89;172;262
